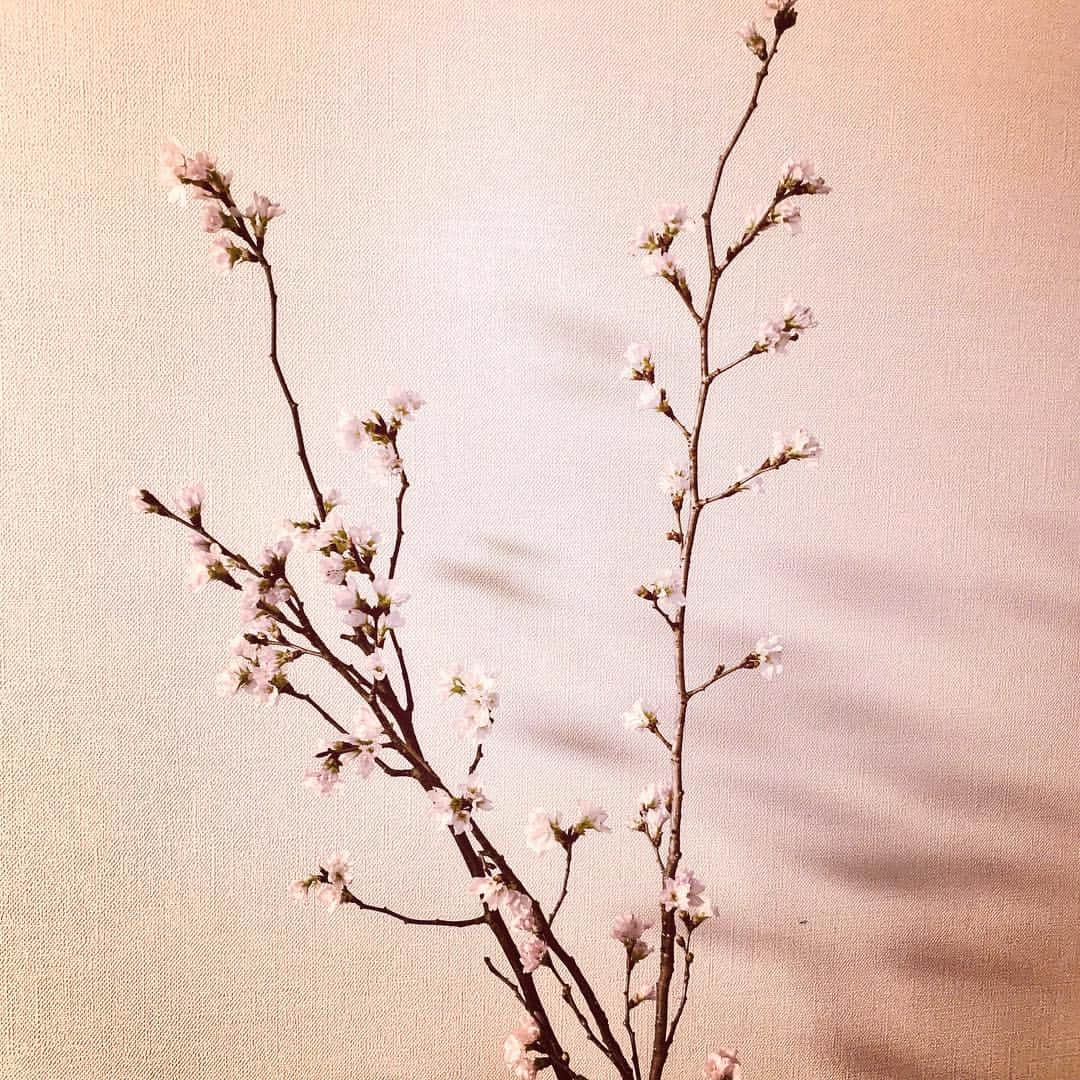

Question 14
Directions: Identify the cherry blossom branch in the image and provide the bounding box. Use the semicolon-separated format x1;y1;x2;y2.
141;11;830;1073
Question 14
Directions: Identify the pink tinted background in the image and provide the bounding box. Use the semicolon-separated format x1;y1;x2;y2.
2;1;1078;1077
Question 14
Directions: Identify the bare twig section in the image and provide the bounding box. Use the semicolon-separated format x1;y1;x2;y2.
340;887;487;928
485;956;527;1005
549;847;574;923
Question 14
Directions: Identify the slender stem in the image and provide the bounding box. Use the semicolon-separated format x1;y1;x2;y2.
544;961;614;1065
647;22;792;1080
282;688;349;735
388;467;410;579
664;934;694;1050
623;957;643;1080
258;262;327;521
339;887;486;927
549;845;574;923
484;956;527;1005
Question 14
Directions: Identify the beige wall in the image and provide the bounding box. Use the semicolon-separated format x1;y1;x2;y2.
2;1;1078;1077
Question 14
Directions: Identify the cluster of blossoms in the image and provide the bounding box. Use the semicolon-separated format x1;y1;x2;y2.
620;343;680;421
637;570;686;617
660;865;713;924
430;775;493;834
744;200;802;238
611;910;661;1009
754;298;816;354
776;157;831;198
438;664;500;742
302;702;387;794
503;1013;541;1079
612;912;654;967
632;782;673;842
635;203;692;289
526;802;610;854
158;139;283;270
469;873;546;973
333;573;409;646
337;389;425;480
769;427;822;466
289;850;353;912
216;618;296;703
290;510;381;586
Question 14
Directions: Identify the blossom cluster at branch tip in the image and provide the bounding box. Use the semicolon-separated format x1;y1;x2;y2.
438;663;500;742
754;298;816;354
337;388;425;481
632;781;672;839
660;865;713;923
748;634;784;681
218;610;297;704
744;201;801;239
294;512;381;584
621;342;654;383
289;850;353;912
769;427;822;466
635;202;692;254
703;1048;743;1080
159;139;284;270
526;801;610;854
302;701;388;794
777;157;830;197
430;776;493;834
634;202;692;291
637;569;686;616
333;573;408;645
622;699;658;733
611;912;655;966
503;1013;541;1080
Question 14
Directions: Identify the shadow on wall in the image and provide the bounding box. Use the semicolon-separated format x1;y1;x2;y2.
700;509;1078;1079
436;503;1080;1079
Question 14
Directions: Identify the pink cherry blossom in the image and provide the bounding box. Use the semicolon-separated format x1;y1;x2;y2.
621;342;654;382
336;409;367;452
622;699;657;732
703;1048;743;1080
174;481;204;518
752;634;784;680
660;866;711;918
518;933;547;973
526;808;562;854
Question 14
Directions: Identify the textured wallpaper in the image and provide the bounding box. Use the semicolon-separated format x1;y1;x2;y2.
2;1;1078;1078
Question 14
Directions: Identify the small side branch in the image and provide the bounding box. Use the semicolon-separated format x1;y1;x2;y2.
340;887;486;928
484;956;527;1005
